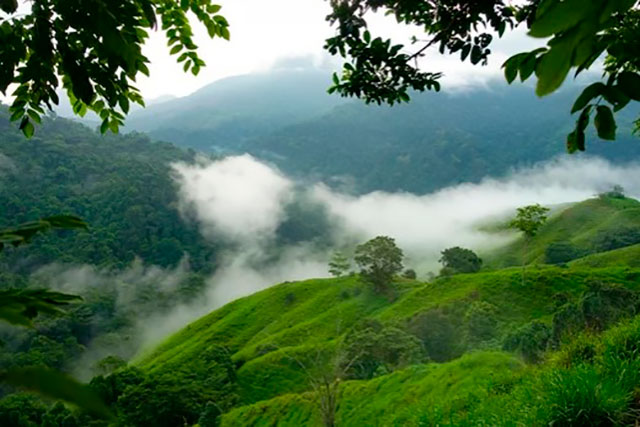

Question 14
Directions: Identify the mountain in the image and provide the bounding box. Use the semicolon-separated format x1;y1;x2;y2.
123;69;345;152
244;84;640;193
123;68;640;194
0;105;217;272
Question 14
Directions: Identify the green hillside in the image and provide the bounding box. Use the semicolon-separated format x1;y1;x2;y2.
484;195;640;269
125;263;640;425
569;244;640;269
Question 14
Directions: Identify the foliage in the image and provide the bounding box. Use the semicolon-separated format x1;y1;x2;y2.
439;247;482;275
407;308;462;363
464;301;499;344
0;367;112;419
354;236;404;292
0;215;87;252
328;251;350;277
324;0;640;149
339;319;426;380
0;107;216;270
401;269;416;279
0;288;81;328
592;226;640;252
509;204;549;238
0;0;229;137
545;241;582;264
503;321;552;363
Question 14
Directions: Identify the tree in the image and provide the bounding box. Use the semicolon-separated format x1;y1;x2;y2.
328;251;351;277
509;204;549;284
1;0;229;137
439;247;482;275
325;0;640;151
354;236;404;292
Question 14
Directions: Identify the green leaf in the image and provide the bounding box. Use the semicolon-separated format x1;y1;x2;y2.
20;119;34;138
519;53;537;82
618;72;640;101
594;105;616;140
503;57;519;84
170;44;182;55
529;0;589;38
535;46;572;97
100;118;109;134
0;367;112;419
571;82;605;113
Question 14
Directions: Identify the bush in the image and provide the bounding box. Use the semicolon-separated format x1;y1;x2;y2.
408;308;462;362
402;269;417;279
545;241;582;264
340;319;426;380
592;226;640;252
465;301;498;344
552;282;639;344
503;321;551;363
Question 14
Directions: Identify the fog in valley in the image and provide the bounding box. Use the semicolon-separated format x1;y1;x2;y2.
29;152;640;377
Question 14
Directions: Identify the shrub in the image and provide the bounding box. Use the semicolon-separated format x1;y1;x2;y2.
402;268;417;279
465;301;499;344
592;226;640;252
545;241;582;264
340;319;426;379
408;308;463;362
503;321;551;363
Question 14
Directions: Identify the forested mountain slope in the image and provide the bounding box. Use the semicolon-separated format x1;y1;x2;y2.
122;68;640;194
123;70;344;153
0;106;217;272
245;84;640;193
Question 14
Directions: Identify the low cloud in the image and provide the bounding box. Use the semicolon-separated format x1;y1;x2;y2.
172;154;293;244
34;154;640;374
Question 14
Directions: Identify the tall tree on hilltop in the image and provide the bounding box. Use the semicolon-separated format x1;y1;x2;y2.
509;204;549;284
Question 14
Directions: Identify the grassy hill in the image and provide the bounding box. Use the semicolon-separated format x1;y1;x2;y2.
484;195;640;269
130;263;640;425
99;194;640;425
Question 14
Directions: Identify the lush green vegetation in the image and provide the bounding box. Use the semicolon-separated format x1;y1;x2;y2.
0;105;217;271
485;194;640;268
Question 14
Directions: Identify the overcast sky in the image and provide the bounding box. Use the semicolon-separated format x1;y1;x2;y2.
137;0;546;100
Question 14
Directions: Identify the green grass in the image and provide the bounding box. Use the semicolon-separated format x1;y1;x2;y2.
132;198;640;424
134;266;640;409
484;195;640;268
569;243;640;268
221;351;524;426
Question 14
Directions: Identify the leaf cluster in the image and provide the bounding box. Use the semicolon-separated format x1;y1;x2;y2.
0;215;87;252
1;0;229;137
325;1;514;104
325;0;640;150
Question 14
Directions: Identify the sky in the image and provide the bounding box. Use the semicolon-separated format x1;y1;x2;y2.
136;0;546;99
